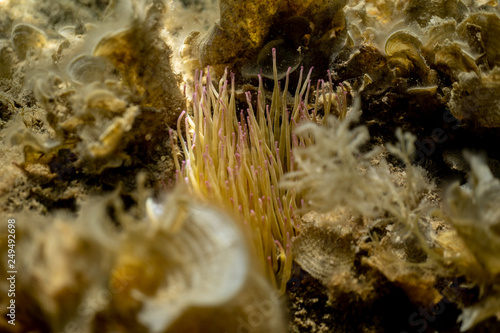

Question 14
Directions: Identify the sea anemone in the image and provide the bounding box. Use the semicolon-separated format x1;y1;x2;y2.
171;49;347;292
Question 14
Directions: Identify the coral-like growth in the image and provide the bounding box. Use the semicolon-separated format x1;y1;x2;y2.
282;111;433;228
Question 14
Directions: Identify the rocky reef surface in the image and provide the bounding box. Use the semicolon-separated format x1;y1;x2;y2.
1;0;500;332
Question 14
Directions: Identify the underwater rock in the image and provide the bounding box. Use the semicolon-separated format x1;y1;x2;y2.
182;0;348;78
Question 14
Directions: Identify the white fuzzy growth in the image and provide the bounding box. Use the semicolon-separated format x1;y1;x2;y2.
282;110;432;229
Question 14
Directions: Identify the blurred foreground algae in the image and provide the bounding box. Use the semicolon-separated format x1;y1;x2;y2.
1;186;286;332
